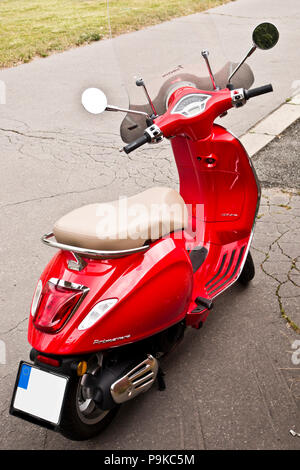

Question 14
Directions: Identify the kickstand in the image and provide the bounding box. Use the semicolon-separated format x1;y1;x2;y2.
157;366;166;391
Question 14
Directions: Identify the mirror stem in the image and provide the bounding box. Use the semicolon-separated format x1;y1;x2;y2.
228;45;256;84
136;78;158;116
201;50;218;90
106;105;150;118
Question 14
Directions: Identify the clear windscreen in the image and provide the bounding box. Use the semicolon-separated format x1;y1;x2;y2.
96;1;297;143
102;1;254;142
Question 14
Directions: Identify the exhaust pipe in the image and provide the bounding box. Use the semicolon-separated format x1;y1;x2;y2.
81;354;159;410
110;355;158;404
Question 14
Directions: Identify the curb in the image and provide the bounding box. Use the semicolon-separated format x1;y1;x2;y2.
240;93;300;157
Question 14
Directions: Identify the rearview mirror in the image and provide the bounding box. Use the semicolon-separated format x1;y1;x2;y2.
81;87;151;119
81;88;108;114
252;23;279;50
228;22;279;84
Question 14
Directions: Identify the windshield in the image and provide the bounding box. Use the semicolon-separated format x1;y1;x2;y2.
97;2;294;143
103;1;255;142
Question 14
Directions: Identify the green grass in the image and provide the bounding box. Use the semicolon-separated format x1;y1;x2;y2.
0;0;231;68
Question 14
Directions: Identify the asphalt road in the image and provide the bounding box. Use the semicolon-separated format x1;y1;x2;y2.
254;118;300;189
1;109;300;452
0;0;300;451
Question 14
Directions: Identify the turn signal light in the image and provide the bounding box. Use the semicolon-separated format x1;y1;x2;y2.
77;361;87;376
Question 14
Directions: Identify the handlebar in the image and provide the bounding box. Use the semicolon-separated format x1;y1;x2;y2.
123;133;151;154
244;84;273;100
123;84;273;153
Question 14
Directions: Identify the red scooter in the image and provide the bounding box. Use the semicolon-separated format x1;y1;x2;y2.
10;22;279;441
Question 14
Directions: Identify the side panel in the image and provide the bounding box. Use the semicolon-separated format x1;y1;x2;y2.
172;125;260;327
28;236;193;355
171;124;259;245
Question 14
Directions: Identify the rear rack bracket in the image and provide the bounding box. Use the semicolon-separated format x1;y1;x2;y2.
41;232;150;261
68;252;87;272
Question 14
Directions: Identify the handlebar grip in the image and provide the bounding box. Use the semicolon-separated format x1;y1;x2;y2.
244;84;273;100
123;133;150;154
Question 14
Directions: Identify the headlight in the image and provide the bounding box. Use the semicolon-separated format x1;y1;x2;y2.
78;298;118;330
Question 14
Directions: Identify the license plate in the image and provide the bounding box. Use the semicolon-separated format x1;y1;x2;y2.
10;361;69;429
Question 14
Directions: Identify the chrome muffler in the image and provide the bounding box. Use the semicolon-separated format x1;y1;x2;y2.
110;355;159;404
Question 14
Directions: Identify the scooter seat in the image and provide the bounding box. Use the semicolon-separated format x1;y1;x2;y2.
53;187;188;251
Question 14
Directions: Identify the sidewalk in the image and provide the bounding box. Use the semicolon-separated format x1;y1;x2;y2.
0;0;300;450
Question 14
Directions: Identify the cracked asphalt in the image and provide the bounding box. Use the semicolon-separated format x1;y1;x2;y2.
253;188;300;333
0;0;300;451
251;119;300;336
1;121;300;451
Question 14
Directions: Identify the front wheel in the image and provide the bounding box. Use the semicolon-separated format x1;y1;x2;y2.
59;358;120;441
238;251;255;285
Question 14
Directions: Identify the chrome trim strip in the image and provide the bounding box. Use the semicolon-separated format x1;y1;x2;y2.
48;277;89;293
209;246;245;295
207;249;236;293
41;232;150;259
212;232;254;300
233;135;261;278
210;128;261;300
205;253;227;287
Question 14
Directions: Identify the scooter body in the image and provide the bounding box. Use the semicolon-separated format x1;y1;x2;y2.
28;101;259;357
11;85;263;440
28;235;193;355
10;20;279;441
172;120;260;325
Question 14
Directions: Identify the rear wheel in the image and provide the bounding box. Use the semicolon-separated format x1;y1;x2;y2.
59;356;120;441
238;251;255;285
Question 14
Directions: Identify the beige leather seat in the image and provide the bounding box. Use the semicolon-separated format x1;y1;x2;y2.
54;187;188;251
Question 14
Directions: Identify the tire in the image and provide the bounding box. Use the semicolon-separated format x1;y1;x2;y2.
59;357;120;441
238;251;255;285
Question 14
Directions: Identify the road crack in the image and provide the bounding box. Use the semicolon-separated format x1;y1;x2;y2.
258;192;300;333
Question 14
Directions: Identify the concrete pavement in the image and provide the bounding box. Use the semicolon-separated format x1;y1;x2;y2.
2;189;300;450
241;94;300;157
0;0;300;450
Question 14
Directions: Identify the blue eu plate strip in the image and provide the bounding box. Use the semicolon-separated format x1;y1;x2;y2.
18;364;32;390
